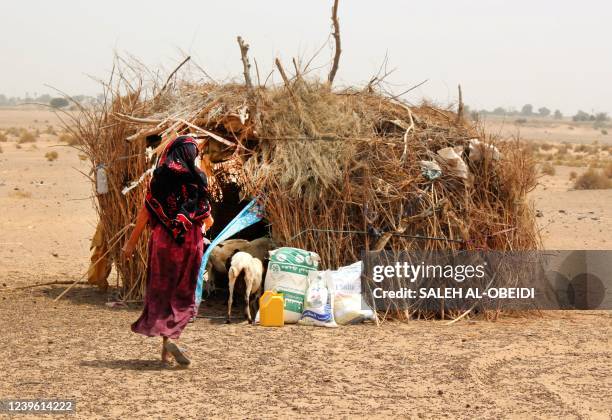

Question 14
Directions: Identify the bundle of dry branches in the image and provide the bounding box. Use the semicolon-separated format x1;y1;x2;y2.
68;61;539;305
65;2;539;309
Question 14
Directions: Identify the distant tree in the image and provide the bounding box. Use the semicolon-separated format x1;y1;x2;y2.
36;94;52;104
0;94;6;106
538;107;551;117
49;97;69;109
492;107;506;115
521;104;534;116
553;110;563;119
595;112;610;122
573;110;591;122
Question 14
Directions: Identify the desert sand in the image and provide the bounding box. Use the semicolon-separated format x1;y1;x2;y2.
0;110;610;419
484;115;611;145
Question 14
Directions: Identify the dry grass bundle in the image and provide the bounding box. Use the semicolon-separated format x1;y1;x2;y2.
45;151;59;161
604;162;612;179
541;162;556;175
60;81;151;301
241;85;537;263
6;127;20;137
59;132;80;146
18;130;37;144
573;169;612;190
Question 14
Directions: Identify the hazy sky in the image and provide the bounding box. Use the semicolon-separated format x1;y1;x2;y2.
2;0;610;114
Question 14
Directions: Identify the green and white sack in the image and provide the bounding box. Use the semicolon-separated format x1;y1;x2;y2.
264;247;321;323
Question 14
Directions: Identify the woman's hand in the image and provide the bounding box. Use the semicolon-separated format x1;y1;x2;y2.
122;205;149;260
203;214;214;231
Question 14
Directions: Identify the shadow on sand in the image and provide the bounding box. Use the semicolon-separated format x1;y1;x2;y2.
31;284;142;312
80;359;172;371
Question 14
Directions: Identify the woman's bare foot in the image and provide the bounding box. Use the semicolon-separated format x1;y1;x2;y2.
163;339;191;367
161;337;172;365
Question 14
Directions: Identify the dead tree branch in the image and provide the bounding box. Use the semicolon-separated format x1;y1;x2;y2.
400;108;415;163
237;36;254;90
275;58;298;108
327;0;341;85
457;84;464;123
160;56;191;93
237;36;260;130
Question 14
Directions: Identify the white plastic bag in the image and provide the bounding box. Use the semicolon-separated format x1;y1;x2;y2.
437;146;468;180
299;271;337;327
328;262;376;325
468;138;501;162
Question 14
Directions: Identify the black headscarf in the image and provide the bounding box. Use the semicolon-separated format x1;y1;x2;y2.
145;136;211;243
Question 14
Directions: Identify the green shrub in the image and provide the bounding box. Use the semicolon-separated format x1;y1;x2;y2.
50;97;69;109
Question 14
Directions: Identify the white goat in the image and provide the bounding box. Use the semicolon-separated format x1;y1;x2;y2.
226;251;264;324
207;237;275;291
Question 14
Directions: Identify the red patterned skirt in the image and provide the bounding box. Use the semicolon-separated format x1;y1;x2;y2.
131;221;203;339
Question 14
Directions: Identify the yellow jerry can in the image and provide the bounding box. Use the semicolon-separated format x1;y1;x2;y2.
259;291;285;327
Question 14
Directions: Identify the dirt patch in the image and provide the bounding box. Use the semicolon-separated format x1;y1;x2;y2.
1;286;610;418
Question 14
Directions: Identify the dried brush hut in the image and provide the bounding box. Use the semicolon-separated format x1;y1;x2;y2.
67;15;539;302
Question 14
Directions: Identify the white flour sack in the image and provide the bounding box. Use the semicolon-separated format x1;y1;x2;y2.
329;261;376;325
264;247;321;323
298;271;338;328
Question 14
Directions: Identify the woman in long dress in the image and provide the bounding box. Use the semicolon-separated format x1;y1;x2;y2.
122;135;213;367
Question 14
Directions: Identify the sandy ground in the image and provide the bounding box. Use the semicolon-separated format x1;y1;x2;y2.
535;165;612;249
1;110;611;419
483;115;612;146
